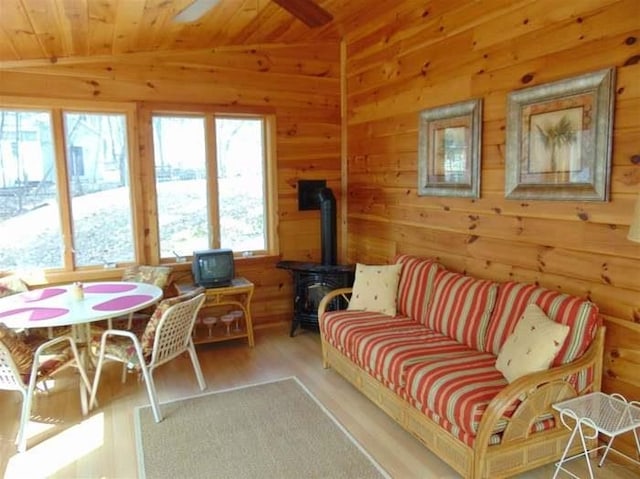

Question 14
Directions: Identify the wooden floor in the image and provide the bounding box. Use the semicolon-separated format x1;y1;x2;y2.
1;323;638;478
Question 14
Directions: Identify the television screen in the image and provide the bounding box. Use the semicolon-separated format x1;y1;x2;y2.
192;249;235;288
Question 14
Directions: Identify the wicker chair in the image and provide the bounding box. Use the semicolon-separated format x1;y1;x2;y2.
89;290;206;422
0;324;92;452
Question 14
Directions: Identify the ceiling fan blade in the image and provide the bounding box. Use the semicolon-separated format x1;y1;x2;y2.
271;0;333;28
174;0;221;23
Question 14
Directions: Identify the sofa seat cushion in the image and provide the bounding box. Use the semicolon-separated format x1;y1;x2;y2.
484;282;600;365
424;269;499;350
393;254;442;322
355;326;476;389
405;351;511;437
320;310;416;358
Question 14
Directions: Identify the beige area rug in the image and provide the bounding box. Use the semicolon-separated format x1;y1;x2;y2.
134;377;389;479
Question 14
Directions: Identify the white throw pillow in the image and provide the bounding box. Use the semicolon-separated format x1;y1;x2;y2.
496;303;570;383
347;263;402;316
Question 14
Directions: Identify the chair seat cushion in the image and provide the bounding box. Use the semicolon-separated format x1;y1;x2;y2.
89;330;142;368
0;323;34;375
320;310;416;358
354;325;475;389
405;351;511;436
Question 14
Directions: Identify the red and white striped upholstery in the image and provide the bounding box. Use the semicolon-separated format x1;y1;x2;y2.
484;282;600;365
320;257;601;448
405;351;510;437
424;269;499;350
355;327;475;389
393;254;441;322
321;310;415;358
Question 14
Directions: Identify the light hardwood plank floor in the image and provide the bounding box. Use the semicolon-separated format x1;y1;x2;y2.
1;324;638;478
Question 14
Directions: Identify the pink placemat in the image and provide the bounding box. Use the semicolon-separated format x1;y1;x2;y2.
92;294;154;312
85;283;138;294
21;288;66;302
0;307;69;321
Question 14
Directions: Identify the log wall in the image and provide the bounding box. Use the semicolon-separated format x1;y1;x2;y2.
0;43;343;328
344;0;640;455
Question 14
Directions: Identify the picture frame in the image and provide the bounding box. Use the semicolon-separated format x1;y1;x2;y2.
418;98;482;198
505;68;615;201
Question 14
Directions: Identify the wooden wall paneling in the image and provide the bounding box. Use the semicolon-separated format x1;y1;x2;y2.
346;234;397;265
603;317;640;391
0;42;342;330
346;0;527;68
470;0;628;51
0;71;338;110
347;184;640;226
471;33;639;98
345;0;640;457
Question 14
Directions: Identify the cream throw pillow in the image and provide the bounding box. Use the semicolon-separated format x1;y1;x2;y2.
496;303;570;383
347;263;402;316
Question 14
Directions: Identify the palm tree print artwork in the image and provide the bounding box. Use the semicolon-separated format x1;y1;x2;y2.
535;115;577;171
528;107;583;174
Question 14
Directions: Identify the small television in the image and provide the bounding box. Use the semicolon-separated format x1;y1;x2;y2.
192;249;235;288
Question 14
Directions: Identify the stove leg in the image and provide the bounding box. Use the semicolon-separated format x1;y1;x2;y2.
289;319;299;337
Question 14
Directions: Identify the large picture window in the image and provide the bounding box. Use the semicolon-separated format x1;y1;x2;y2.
151;112;273;260
0;102;137;273
0;99;277;277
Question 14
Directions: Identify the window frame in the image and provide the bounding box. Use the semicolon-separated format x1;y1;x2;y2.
0;96;141;276
140;103;279;265
0;97;279;281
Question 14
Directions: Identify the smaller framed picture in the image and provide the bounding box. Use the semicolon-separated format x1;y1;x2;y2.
505;68;615;201
418;99;482;198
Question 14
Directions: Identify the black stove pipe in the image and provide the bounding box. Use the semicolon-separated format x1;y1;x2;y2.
318;187;337;266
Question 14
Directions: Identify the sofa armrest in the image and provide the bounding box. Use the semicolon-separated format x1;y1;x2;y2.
474;326;605;453
318;287;353;318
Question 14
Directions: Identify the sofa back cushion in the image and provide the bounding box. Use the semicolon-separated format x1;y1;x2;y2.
485;282;600;365
424;269;499;350
347;263;402;316
394;255;441;322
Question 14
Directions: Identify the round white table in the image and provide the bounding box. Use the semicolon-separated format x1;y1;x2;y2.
0;281;163;413
0;281;163;330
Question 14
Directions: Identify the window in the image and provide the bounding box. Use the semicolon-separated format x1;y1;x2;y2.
0;109;63;270
63;112;135;267
0;98;277;276
216;117;267;252
152;115;209;258
151;113;273;260
0;104;137;272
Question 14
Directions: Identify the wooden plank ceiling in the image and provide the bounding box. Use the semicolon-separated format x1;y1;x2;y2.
0;0;374;64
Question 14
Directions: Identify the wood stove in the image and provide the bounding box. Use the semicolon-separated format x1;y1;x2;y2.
277;261;354;336
277;187;354;336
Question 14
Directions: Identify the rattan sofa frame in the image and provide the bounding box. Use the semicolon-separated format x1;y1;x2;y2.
318;287;605;479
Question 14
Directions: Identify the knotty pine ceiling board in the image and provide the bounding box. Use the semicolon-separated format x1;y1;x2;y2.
0;0;375;64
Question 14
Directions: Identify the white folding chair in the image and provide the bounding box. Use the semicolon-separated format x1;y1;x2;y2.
89;292;206;422
0;329;92;452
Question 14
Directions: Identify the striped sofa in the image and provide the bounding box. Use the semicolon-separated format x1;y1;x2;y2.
318;254;605;479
